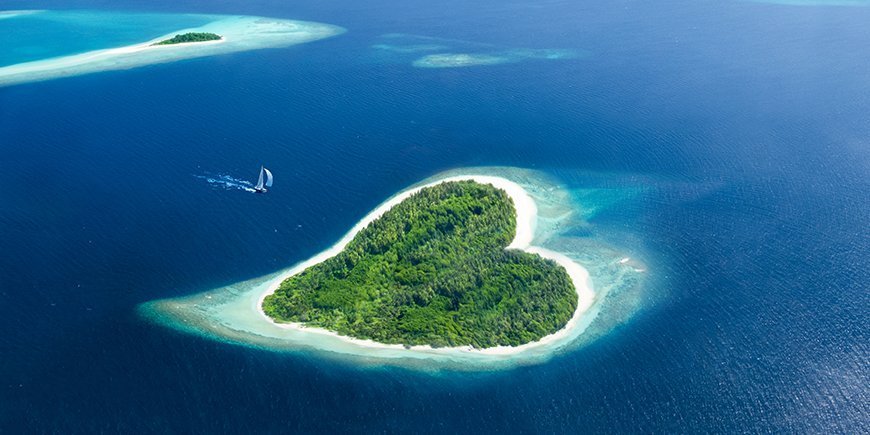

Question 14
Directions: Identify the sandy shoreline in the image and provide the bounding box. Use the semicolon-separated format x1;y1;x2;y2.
0;36;228;78
255;175;596;356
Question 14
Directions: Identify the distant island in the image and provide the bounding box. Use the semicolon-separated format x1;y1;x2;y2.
152;32;222;46
262;181;578;348
0;14;345;88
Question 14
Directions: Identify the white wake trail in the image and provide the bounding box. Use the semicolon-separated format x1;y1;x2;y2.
194;173;256;192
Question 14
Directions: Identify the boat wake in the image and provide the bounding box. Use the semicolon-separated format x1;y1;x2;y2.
194;173;256;192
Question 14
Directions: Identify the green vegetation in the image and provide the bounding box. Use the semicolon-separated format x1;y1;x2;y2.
263;181;578;348
152;32;222;46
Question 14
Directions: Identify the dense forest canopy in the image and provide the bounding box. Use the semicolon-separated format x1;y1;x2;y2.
152;32;222;45
263;181;578;348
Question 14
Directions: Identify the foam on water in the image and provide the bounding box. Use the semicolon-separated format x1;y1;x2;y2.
194;173;256;193
0;10;43;20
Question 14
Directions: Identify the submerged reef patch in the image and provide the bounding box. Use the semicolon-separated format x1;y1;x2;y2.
413;49;579;68
370;33;583;69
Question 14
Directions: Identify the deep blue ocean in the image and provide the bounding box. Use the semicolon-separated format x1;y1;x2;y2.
1;0;867;432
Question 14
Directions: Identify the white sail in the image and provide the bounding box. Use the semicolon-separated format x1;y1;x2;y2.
264;168;273;187
255;166;264;190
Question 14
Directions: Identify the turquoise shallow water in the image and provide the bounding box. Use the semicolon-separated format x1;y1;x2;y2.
0;10;215;67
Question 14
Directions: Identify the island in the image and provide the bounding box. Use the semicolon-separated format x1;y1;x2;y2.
263;181;579;348
152;32;222;46
0;13;346;87
139;169;637;370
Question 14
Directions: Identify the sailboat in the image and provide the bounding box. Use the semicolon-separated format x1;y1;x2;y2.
254;166;273;193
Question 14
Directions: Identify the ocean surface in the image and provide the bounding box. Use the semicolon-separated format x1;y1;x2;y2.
1;0;867;432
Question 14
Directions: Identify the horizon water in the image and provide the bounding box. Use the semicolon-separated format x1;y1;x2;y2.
1;0;868;432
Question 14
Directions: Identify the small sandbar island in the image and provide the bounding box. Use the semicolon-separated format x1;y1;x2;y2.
0;12;345;87
140;168;648;370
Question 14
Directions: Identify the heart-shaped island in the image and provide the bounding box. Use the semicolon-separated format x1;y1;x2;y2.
142;170;616;369
262;180;578;348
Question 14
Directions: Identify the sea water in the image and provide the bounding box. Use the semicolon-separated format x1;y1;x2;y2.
0;0;867;432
